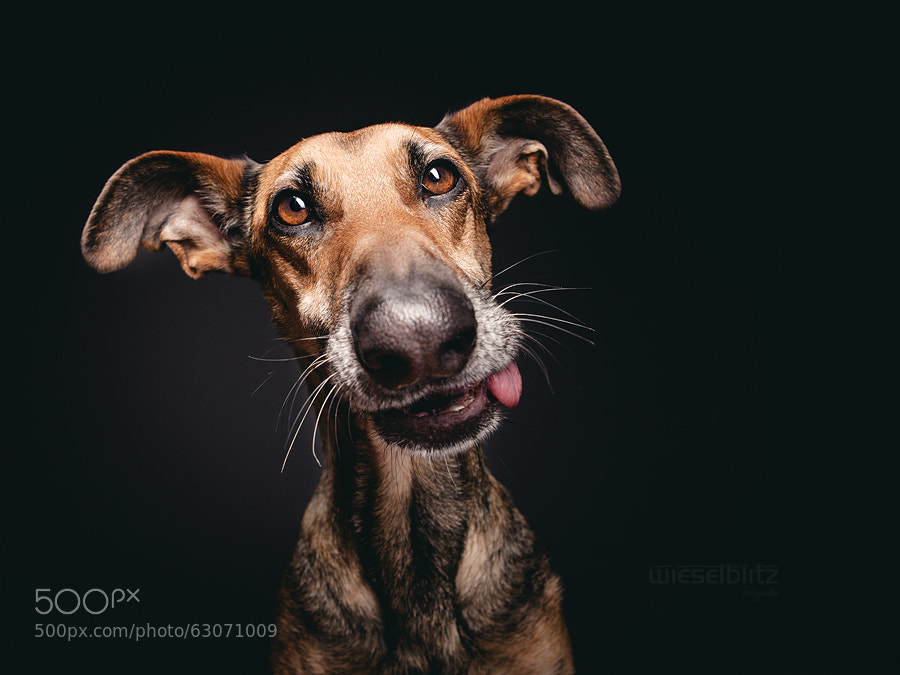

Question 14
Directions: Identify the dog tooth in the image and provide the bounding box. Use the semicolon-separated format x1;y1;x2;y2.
447;405;466;412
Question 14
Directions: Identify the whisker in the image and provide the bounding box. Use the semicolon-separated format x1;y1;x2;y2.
282;334;330;346
522;325;587;388
249;368;281;399
249;335;327;362
512;310;595;331
282;372;337;473
289;365;334;429
495;284;590;304
524;331;589;395
329;385;348;461
278;353;331;432
515;315;597;345
248;354;304;363
443;455;457;489
247;342;311;398
518;341;554;391
494;279;595;341
523;328;569;357
481;250;560;289
344;393;356;457
494;281;589;296
310;380;343;468
498;292;592;329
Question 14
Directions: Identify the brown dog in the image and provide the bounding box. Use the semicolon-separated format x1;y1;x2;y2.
82;95;619;674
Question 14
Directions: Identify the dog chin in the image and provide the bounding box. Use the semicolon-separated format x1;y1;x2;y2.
372;409;505;456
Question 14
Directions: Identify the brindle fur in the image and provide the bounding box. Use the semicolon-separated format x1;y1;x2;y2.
82;95;620;674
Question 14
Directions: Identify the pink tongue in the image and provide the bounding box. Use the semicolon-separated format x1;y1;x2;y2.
487;362;522;408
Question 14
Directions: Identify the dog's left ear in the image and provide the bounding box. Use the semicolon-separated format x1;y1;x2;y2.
436;95;620;216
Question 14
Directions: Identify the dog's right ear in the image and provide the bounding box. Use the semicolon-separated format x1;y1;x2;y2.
436;95;621;217
82;151;258;279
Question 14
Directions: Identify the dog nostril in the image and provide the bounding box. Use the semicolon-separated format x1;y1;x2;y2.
358;349;416;389
440;325;476;368
360;351;404;373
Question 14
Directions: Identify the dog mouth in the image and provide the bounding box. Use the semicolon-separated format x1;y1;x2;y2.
403;382;488;420
372;361;522;451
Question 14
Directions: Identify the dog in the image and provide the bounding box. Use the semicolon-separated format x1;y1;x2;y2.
82;95;620;674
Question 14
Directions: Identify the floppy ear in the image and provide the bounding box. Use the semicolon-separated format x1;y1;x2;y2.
436;95;620;216
82;151;258;278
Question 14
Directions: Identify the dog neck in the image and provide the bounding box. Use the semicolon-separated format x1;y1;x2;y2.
298;400;533;652
278;393;569;670
333;406;475;623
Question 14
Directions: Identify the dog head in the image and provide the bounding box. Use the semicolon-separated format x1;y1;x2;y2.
82;95;619;455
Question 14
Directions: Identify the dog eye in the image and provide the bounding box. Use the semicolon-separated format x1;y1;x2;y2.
275;192;313;228
422;161;459;197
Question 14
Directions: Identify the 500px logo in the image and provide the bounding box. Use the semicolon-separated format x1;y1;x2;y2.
35;588;140;616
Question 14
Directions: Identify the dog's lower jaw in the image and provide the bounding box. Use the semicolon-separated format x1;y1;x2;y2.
369;397;504;458
271;407;574;675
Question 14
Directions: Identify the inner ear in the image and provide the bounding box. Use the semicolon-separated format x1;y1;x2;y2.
485;139;563;213
161;194;237;279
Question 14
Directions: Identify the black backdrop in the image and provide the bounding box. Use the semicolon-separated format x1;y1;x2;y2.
6;5;884;674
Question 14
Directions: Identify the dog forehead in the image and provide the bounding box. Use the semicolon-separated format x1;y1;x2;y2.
261;123;452;189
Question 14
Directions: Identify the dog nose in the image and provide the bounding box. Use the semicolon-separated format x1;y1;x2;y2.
352;286;477;390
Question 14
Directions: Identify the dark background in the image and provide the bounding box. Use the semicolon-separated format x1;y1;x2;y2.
6;5;886;674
